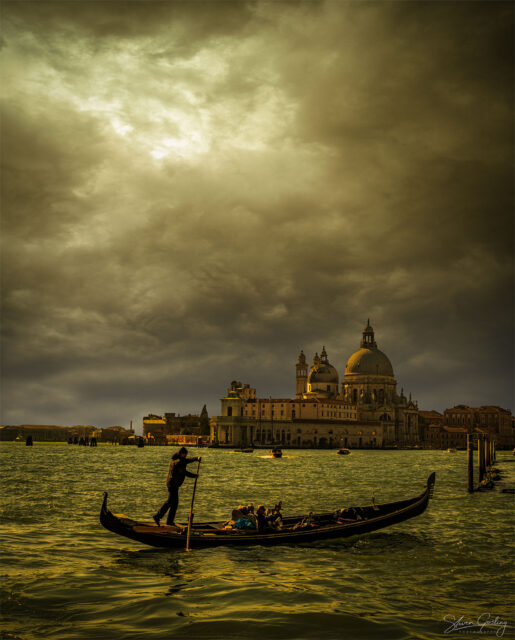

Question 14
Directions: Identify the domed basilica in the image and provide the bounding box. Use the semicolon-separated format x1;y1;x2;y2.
212;322;420;448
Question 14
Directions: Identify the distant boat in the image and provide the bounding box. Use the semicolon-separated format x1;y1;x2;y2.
234;448;253;453
270;448;282;458
447;448;457;453
337;448;350;455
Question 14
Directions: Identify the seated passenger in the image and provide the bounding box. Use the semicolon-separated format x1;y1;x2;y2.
246;504;257;528
256;505;273;531
232;505;256;530
292;511;314;530
256;504;283;531
270;501;283;528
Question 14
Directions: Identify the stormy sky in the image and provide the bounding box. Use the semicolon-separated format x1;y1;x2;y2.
1;1;513;430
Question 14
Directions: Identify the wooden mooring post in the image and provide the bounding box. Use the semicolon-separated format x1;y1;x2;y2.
478;435;486;483
467;434;474;493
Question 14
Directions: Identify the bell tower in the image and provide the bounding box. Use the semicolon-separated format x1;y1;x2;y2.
296;350;308;397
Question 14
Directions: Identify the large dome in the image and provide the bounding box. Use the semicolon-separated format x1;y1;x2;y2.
344;321;394;377
345;348;394;377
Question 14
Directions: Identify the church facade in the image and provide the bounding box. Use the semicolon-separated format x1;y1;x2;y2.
210;322;420;448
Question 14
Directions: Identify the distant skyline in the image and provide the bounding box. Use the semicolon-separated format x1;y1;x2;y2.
1;1;513;430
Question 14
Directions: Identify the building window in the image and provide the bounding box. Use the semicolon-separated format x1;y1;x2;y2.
227;407;232;416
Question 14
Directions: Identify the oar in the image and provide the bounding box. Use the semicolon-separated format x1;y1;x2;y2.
185;457;202;552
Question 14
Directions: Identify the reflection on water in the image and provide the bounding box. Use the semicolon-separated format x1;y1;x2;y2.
0;443;513;640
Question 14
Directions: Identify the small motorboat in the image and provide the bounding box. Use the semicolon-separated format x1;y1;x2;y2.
447;448;457;453
337;448;350;455
100;473;436;549
270;448;282;458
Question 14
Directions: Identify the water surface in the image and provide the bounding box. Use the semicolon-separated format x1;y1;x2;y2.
1;444;513;639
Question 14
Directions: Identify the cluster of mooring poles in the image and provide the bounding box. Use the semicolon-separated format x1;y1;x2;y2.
68;436;98;446
467;433;499;492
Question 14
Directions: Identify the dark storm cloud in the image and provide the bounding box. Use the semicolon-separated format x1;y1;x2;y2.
1;1;512;428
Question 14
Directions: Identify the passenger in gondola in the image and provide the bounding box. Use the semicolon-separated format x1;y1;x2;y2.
234;505;256;530
256;505;270;531
224;506;255;530
272;501;283;522
246;504;257;528
256;504;283;531
153;447;200;527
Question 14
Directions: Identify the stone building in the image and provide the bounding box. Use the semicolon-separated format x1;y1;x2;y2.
143;406;210;439
211;322;420;448
425;425;468;449
341;321;420;445
443;405;513;448
0;424;72;442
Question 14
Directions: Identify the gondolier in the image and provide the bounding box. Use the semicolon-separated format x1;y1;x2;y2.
153;447;200;527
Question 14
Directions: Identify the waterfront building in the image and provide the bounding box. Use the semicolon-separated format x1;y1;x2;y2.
418;410;444;427
0;424;132;443
443;405;513;448
425;425;468;449
211;322;420;448
0;424;72;442
443;405;476;429
419;405;514;449
143;406;210;439
142;414;167;439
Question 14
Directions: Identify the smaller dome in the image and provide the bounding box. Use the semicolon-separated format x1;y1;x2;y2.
309;363;339;383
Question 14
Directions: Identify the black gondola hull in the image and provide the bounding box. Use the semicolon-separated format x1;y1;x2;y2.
100;472;435;549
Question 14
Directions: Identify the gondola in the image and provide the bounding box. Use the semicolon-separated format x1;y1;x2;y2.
100;472;435;549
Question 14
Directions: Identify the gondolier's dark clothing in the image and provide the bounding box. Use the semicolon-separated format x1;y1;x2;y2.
156;455;198;525
166;456;198;489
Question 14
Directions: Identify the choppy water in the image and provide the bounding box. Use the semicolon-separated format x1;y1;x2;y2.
1;443;513;640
